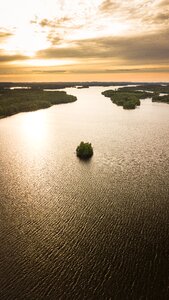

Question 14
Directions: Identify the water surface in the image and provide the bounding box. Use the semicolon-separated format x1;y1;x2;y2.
0;87;169;299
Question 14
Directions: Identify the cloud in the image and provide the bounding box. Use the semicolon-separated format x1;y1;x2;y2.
77;67;169;73
36;28;169;64
99;0;151;18
31;67;169;75
1;0;169;79
0;65;34;74
0;30;13;43
31;0;169;50
99;0;119;12
158;0;169;6
0;32;12;39
31;15;80;31
32;69;68;74
47;33;63;45
99;0;169;34
31;15;82;45
39;16;72;28
0;52;29;62
153;11;169;23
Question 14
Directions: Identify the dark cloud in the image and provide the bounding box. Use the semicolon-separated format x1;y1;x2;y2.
105;67;169;73
30;67;169;75
143;9;169;25
1;66;169;75
0;53;29;62
32;69;68;74
153;11;169;22
36;28;169;64
37;44;98;59
0;66;32;74
76;67;169;73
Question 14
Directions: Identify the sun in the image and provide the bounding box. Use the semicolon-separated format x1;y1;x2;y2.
4;26;49;56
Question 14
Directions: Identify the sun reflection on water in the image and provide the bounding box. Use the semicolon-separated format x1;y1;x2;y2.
21;111;48;149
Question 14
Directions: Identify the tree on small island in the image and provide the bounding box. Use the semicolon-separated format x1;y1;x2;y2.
76;142;93;159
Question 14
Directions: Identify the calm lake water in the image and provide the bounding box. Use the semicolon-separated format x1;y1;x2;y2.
0;86;169;300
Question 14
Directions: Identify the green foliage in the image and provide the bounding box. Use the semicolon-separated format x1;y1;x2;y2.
76;142;93;159
102;90;141;109
123;101;136;109
0;89;77;118
117;85;169;104
152;93;169;103
118;84;169;94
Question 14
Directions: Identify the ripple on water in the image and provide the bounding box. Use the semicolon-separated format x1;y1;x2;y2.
0;87;169;299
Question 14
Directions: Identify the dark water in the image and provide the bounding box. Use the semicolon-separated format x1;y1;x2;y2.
0;87;169;300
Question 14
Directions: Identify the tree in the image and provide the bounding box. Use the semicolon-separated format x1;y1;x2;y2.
76;142;93;159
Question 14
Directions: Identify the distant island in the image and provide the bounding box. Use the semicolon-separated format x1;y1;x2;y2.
102;84;169;109
102;90;152;109
0;89;77;118
76;142;93;159
117;85;169;104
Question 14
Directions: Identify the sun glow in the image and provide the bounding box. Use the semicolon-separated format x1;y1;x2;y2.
21;111;48;149
4;26;49;56
17;59;77;67
0;0;169;81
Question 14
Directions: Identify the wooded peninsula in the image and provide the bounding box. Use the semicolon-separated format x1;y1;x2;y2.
0;89;77;118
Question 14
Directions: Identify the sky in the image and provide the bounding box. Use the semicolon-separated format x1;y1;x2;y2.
0;0;169;82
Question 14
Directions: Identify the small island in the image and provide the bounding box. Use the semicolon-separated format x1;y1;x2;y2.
76;142;93;159
102;90;152;109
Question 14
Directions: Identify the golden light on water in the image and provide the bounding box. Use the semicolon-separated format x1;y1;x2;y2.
21;111;48;148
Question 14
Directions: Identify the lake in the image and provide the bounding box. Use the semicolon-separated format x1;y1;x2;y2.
0;86;169;299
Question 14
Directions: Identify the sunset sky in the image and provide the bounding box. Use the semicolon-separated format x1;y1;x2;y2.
0;0;169;82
